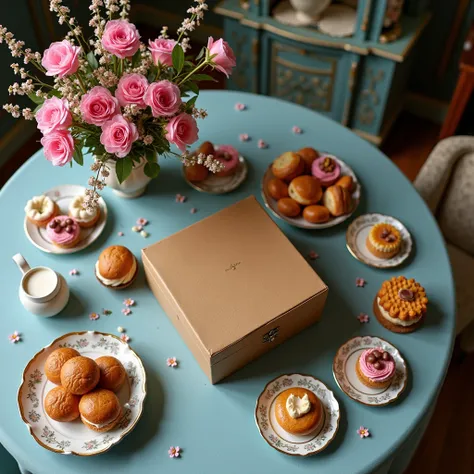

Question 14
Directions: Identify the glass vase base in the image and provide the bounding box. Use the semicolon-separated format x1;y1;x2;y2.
112;187;147;199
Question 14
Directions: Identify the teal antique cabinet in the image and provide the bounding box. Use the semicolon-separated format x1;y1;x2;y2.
215;0;431;145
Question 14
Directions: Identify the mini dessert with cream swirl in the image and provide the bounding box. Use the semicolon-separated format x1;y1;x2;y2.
356;348;396;389
46;216;81;248
366;223;402;259
69;194;100;228
311;155;341;186
25;195;58;227
95;245;138;290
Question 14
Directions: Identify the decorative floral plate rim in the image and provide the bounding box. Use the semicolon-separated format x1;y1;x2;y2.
24;184;108;255
346;213;413;268
17;331;147;456
254;373;340;456
332;336;407;407
182;147;248;195
261;154;361;229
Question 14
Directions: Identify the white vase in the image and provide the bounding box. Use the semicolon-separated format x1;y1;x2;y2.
103;157;153;199
289;0;332;23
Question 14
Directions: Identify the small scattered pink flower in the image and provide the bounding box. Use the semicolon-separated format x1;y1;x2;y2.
121;333;130;343
175;194;187;203
8;331;21;343
137;218;148;226
308;250;319;260
239;133;249;142
102;309;112;316
89;313;100;321
234;103;246;111
168;446;181;458
123;298;135;307
118;231;124;237
356;277;366;288
69;269;79;276
292;126;303;134
357;426;370;438
358;313;369;323
190;208;197;214
258;139;268;149
167;357;178;368
122;308;132;316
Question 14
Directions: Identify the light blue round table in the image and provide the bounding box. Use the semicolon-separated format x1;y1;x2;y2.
0;91;455;474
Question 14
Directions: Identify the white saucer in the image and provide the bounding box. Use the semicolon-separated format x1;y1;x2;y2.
333;336;407;406
318;5;357;37
24;184;107;254
346;213;413;268
255;373;340;456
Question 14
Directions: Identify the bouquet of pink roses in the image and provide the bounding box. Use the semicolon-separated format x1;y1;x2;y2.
0;0;235;208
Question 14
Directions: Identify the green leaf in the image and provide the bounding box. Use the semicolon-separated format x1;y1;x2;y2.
186;95;198;110
186;81;199;95
144;162;160;179
86;51;99;70
172;44;184;74
73;147;83;166
33;104;43;113
196;47;205;61
50;89;61;98
145;148;156;162
28;93;45;105
115;157;133;184
192;74;217;82
131;49;141;68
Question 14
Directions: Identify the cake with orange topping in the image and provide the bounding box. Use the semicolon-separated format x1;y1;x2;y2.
366;223;402;259
373;276;428;333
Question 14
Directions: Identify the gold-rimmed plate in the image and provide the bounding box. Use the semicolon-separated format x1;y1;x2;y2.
255;373;340;456
346;213;413;268
333;336;407;406
261;155;361;229
17;331;147;456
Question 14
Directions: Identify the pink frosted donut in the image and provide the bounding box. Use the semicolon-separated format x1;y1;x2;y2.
359;348;396;383
215;145;240;177
311;155;341;187
46;215;81;248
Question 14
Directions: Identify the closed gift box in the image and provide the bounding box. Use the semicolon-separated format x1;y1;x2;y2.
142;196;328;384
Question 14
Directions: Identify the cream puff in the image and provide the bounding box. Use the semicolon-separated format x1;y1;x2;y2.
46;216;81;249
25;195;59;227
44;347;80;385
79;388;122;432
288;176;323;206
323;185;352;217
215;145;240;177
44;386;81;422
275;388;324;436
69;195;100;228
272;152;304;181
366;223;402;259
96;356;127;392
312;155;341;187
277;198;301;217
267;178;289;200
95;245;138;290
60;356;100;395
303;205;330;224
297;147;320;173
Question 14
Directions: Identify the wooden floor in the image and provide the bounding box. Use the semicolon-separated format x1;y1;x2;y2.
1;111;471;474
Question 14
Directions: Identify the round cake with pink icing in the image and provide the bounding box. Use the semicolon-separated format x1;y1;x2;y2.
356;347;396;389
46;216;81;249
215;145;240;177
311;155;341;186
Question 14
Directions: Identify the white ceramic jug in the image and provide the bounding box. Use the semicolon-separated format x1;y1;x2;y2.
13;254;70;317
290;0;332;23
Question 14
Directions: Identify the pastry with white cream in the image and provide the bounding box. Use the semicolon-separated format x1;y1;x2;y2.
24;195;58;227
69;194;100;228
95;245;138;290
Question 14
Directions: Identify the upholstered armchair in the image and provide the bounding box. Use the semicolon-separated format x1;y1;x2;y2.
414;136;474;352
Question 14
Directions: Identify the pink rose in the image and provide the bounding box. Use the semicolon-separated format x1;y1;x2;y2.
144;80;182;117
206;37;236;78
100;115;139;158
36;97;72;134
148;38;178;67
165;113;199;152
42;40;81;78
101;20;140;59
41;130;74;167
115;73;148;108
80;86;119;126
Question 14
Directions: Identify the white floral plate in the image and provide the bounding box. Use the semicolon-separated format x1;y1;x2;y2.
333;336;407;407
261;155;361;229
182;147;248;195
255;374;340;456
24;184;107;254
346;213;413;268
18;331;147;456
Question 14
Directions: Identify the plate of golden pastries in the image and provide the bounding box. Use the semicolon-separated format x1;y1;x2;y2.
261;147;361;229
255;373;340;456
183;140;248;194
18;331;146;456
346;213;413;268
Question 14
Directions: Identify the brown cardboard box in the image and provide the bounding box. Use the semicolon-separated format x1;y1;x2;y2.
142;196;328;384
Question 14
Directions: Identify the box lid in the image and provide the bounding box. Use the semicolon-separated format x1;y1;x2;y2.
142;196;327;359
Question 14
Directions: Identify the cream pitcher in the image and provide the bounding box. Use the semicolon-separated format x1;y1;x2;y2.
13;253;70;317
